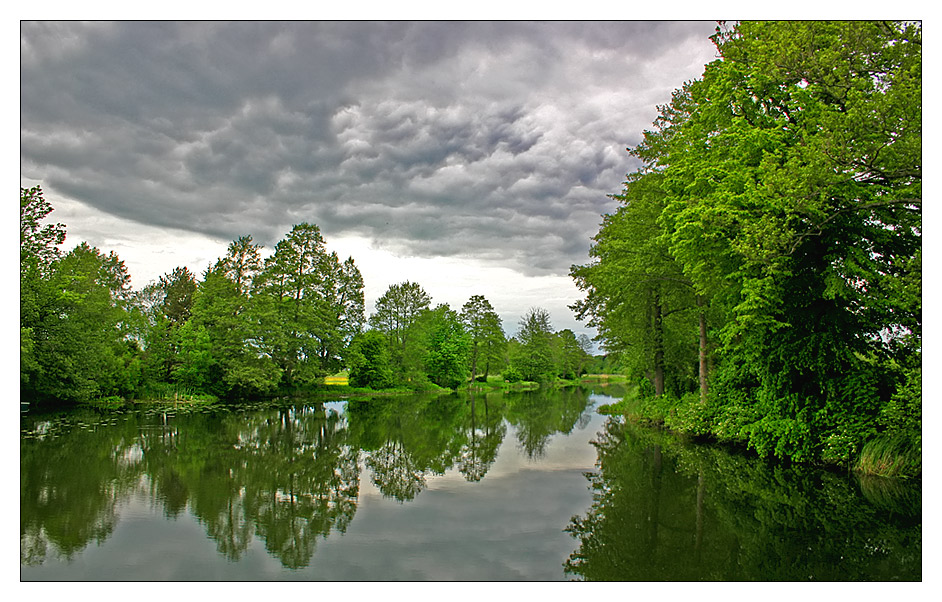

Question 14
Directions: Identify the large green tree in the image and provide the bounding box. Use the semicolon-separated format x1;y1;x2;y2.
20;186;66;388
186;237;281;398
460;295;506;382
573;20;921;464
253;223;364;387
512;307;556;382
138;266;197;383
422;304;471;389
572;172;703;397
24;242;138;402
368;281;431;379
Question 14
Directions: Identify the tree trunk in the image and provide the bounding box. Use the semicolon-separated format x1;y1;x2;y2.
653;292;665;397
698;295;708;404
470;342;478;384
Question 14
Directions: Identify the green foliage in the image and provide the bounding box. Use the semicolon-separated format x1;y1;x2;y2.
460;294;506;381
571;20;921;467
512;307;556;382
20;186;65;270
571;172;703;396
423;304;471;389
22;240;136;403
369;281;431;351
185;257;281;398
171;321;216;391
501;365;523;383
81;395;126;409
345;330;394;390
252;223;365;387
855;434;921;479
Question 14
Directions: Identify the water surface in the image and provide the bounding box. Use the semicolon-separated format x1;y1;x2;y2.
20;387;920;581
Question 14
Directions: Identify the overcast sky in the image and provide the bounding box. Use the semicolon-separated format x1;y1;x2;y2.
20;21;720;344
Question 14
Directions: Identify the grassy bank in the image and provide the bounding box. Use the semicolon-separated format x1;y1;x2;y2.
600;386;920;478
854;435;921;479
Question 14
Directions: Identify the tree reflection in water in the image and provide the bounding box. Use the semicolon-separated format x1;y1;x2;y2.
564;418;922;581
21;389;597;570
21;402;361;569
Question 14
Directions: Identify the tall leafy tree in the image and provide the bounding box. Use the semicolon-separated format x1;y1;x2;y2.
460;295;505;382
512;307;556;382
187;238;280;398
575;20;921;463
24;243;137;402
315;253;366;375
368;281;431;376
552;329;588;380
255;224;366;385
20;186;66;387
139;267;197;382
255;223;330;386
572;172;702;397
423;304;471;389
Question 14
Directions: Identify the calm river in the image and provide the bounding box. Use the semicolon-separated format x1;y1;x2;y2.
20;387;921;581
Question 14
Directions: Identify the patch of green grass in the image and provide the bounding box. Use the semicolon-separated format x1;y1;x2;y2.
855;434;921;478
81;395;126;409
579;374;629;384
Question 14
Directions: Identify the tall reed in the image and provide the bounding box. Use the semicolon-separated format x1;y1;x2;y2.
855;434;921;479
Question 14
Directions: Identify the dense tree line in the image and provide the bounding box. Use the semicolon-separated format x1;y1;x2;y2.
21;186;367;402
571;21;921;468
21;186;596;403
348;282;595;390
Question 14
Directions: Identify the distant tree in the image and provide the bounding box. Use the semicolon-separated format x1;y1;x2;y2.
513;307;556;382
369;281;431;348
24;243;137;402
315;253;366;375
216;235;262;296
138;266;198;382
159;267;197;327
255;223;332;387
186;239;280;398
460;295;505;382
553;329;586;380
369;281;431;377
423;304;471;389
346;330;394;390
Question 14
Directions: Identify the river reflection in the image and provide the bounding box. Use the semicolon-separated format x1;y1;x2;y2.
20;386;920;580
564;418;922;581
21;387;607;579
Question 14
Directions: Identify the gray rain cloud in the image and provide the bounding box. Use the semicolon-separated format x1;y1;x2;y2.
21;21;718;277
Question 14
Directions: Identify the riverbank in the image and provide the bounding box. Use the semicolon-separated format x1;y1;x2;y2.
597;386;921;480
69;373;633;409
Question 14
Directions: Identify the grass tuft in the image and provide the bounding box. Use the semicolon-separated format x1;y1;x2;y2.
855;434;921;479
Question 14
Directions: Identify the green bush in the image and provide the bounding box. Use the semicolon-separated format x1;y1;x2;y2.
82;395;125;409
501;366;523;383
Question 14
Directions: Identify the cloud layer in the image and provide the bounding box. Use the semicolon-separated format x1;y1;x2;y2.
21;21;718;278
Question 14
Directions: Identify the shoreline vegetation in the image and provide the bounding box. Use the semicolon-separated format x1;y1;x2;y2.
22;22;920;484
596;387;921;480
80;372;631;407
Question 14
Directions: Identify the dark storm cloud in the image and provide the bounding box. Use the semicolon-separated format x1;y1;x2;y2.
21;21;718;275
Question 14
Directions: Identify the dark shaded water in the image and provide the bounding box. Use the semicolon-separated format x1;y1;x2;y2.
20;387;920;581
